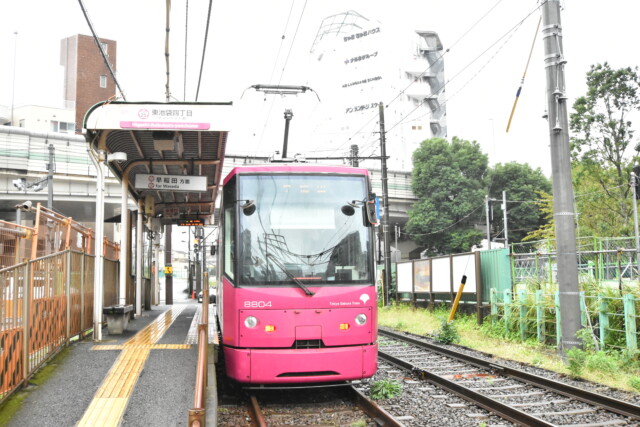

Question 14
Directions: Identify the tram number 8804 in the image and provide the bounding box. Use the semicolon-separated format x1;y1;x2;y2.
244;301;273;308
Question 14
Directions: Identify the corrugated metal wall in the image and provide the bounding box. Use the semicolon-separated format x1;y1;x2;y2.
480;248;512;302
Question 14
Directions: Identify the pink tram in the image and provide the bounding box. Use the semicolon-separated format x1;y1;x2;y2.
216;164;378;384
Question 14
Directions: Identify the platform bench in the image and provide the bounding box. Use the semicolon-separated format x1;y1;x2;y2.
103;304;134;335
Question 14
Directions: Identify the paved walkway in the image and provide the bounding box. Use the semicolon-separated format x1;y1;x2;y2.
6;295;215;427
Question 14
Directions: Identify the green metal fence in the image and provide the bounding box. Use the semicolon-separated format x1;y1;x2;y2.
490;288;640;352
512;237;640;287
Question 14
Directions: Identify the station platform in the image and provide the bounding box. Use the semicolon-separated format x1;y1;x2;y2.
5;299;217;427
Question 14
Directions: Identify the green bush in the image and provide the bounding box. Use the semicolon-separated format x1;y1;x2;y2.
370;379;402;400
434;320;460;344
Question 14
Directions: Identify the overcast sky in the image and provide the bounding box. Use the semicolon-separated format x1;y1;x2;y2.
1;0;639;177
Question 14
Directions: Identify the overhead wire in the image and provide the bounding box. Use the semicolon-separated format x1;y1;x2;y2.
385;3;542;137
334;1;545;160
257;0;310;147
76;0;126;100
326;0;509;158
195;0;214;101
253;0;298;146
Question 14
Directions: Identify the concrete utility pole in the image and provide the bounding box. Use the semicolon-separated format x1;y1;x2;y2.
47;144;54;209
631;165;640;277
378;103;392;306
502;191;509;247
165;225;173;305
485;196;492;250
542;0;581;353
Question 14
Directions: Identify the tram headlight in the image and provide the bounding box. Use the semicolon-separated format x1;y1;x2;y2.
244;316;258;328
355;313;367;326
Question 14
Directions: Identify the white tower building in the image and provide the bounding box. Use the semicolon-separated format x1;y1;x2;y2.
308;11;446;171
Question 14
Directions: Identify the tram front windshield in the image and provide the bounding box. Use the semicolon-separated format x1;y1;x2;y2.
237;174;372;286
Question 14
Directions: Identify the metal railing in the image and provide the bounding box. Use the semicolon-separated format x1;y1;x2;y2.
0;251;103;402
0;205;120;403
512;237;640;286
189;283;209;426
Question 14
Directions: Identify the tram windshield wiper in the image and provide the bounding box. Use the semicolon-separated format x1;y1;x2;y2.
266;254;314;296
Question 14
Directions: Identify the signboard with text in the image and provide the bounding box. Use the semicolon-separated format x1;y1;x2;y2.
178;218;204;226
134;174;207;192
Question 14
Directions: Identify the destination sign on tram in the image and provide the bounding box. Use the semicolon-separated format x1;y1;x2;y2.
178;218;204;226
134;174;207;192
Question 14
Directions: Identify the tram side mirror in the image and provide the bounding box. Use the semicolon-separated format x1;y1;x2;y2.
241;200;256;216
365;193;379;226
341;204;356;216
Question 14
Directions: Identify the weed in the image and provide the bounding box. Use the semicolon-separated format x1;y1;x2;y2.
585;351;618;374
576;328;599;352
370;379;402;400
566;348;587;377
531;356;544;366
628;376;640;392
350;420;367;427
434;320;460;344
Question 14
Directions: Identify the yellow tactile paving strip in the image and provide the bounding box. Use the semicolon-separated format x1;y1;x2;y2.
92;344;191;351
77;306;186;427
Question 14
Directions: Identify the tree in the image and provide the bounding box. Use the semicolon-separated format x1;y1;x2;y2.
487;162;552;243
570;63;640;231
406;137;487;256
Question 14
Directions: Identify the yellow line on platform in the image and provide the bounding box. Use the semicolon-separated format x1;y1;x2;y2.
77;306;185;427
92;344;192;351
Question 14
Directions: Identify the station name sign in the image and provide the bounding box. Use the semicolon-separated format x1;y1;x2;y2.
134;174;207;192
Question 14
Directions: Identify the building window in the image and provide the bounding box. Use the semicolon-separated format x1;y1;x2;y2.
51;121;75;134
100;75;107;88
100;42;108;54
19;119;25;127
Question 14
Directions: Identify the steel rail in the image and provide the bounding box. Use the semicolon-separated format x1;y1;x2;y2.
380;328;640;420
246;386;403;427
379;350;553;426
248;395;267;427
348;386;405;427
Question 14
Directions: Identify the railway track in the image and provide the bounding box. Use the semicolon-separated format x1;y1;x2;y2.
217;384;403;426
378;328;640;426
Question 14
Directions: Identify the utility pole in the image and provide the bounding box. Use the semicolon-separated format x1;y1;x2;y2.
47;144;54;209
485;196;492;250
11;32;17;126
202;227;207;290
542;0;581;353
632;165;640;277
502;191;509;247
379;102;392;306
394;224;398;255
187;226;192;296
165;225;173;305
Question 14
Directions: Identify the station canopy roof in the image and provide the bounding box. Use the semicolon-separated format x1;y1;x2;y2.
83;101;232;225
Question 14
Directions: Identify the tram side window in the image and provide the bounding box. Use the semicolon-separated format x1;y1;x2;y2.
223;179;236;280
